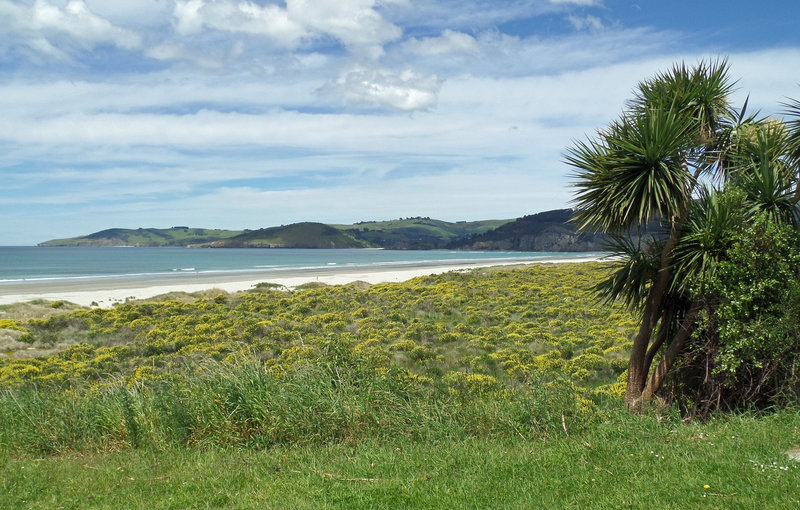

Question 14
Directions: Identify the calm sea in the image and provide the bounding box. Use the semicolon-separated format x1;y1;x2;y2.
0;247;604;285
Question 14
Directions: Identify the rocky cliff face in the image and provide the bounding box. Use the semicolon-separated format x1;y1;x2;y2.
465;232;605;251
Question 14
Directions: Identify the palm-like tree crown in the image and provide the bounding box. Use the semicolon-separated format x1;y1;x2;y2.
569;60;736;236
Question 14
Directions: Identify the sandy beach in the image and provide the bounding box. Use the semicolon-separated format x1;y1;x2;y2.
0;256;603;308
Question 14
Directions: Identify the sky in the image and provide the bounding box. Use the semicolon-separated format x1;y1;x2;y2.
1;0;799;245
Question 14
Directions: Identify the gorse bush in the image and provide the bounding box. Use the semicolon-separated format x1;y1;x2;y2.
1;264;635;389
0;263;635;454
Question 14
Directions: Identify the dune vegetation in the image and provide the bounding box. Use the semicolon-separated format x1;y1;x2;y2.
0;263;633;452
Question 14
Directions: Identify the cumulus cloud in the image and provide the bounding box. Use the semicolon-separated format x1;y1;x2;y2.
0;0;141;60
173;0;306;47
287;0;402;58
35;0;141;48
324;66;440;111
169;0;401;58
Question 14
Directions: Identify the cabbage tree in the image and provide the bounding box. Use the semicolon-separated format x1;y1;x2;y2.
567;60;800;407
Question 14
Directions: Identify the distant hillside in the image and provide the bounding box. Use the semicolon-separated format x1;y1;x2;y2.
199;222;371;249
339;217;509;249
36;212;613;251
448;209;608;251
38;218;512;249
39;227;243;247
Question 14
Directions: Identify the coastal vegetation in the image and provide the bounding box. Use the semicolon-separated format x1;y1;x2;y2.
338;217;509;249
1;262;799;508
38;218;507;249
1;263;634;444
569;59;800;410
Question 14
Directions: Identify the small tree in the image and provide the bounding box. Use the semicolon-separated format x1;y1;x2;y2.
567;59;800;409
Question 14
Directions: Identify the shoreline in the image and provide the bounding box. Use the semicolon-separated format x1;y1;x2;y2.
0;256;603;308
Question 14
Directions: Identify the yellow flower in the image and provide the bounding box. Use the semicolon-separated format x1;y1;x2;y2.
703;485;710;490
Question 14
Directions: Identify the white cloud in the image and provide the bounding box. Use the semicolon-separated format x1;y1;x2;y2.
173;0;306;48
402;29;479;56
287;0;402;58
387;1;554;33
0;73;323;122
32;0;140;49
388;25;676;80
145;39;250;68
726;49;800;116
168;0;401;58
0;0;141;62
324;66;440;111
82;0;172;28
173;0;205;35
145;41;190;61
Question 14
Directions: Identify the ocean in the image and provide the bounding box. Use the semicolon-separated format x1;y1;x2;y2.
0;247;604;285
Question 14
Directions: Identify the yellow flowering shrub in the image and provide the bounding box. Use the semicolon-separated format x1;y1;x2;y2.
0;319;26;331
1;263;636;401
444;371;502;395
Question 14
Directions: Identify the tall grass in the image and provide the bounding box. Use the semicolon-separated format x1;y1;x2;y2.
0;351;593;455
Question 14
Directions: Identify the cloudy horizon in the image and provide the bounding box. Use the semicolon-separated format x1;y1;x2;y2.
2;0;799;245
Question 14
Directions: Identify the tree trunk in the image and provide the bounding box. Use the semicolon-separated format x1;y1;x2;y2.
625;160;701;408
641;300;702;400
644;308;672;376
624;226;680;405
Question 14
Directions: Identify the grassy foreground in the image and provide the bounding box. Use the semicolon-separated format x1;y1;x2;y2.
2;410;799;509
1;263;799;507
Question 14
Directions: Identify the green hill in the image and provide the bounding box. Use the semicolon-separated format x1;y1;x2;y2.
338;217;509;249
38;227;243;247
36;218;512;249
37;213;615;251
201;222;372;248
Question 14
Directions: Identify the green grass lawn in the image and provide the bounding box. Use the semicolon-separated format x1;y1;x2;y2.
3;409;799;509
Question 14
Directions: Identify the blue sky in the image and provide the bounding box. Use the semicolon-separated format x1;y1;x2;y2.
1;0;799;245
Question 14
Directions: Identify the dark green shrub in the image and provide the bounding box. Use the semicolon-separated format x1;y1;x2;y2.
670;216;800;413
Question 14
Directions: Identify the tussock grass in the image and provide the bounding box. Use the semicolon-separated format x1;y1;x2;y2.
0;300;84;322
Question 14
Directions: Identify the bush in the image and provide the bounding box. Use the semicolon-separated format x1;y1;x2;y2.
670;216;800;413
